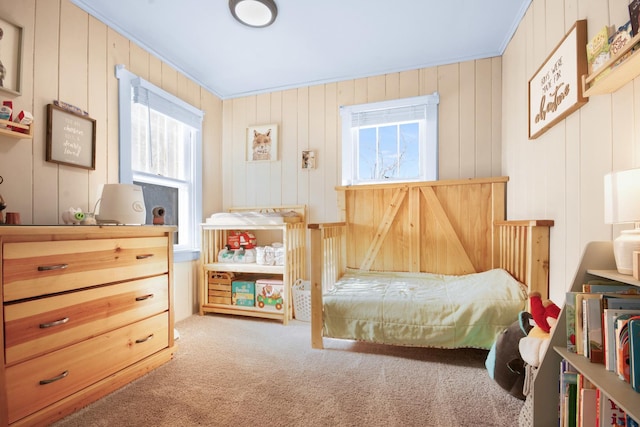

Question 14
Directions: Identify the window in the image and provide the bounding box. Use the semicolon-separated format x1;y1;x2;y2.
340;93;439;185
116;65;204;262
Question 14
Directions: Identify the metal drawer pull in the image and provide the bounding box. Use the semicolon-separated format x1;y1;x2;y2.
135;334;154;344
37;263;68;271
39;370;69;385
136;254;154;260
40;317;70;329
135;294;154;301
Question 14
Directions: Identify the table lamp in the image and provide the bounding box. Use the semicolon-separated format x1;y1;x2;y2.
604;168;640;274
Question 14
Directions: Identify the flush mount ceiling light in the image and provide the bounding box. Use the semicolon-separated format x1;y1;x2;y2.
229;0;278;28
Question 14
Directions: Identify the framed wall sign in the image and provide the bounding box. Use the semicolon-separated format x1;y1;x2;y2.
46;104;96;170
528;19;588;139
0;16;23;95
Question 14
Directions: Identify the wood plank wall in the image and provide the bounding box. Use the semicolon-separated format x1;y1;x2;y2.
502;0;640;304
0;0;223;322
221;58;503;225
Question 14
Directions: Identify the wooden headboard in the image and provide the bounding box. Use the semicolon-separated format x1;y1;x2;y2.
338;176;515;274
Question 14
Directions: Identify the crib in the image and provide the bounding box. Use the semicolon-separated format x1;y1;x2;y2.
307;176;553;349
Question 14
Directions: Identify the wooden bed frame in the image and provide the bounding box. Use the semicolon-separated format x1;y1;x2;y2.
307;177;553;349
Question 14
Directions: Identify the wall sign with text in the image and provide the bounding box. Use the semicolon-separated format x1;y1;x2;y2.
46;103;96;170
528;20;588;140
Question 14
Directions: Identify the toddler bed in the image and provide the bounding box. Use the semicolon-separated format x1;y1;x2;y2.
308;177;553;350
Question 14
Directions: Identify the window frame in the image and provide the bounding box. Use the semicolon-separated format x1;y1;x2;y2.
340;93;439;186
116;64;203;262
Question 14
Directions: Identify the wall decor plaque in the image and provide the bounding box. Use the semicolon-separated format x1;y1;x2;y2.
528;20;588;139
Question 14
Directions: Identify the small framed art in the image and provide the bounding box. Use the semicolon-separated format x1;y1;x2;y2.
247;124;278;161
302;150;316;169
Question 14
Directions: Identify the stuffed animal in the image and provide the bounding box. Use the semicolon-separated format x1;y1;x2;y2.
518;292;561;368
528;291;560;333
485;312;533;400
62;207;85;225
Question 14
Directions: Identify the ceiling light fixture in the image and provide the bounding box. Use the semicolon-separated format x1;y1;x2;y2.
229;0;278;28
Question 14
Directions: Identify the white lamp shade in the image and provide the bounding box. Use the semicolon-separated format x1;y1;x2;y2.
604;168;640;224
604;168;640;274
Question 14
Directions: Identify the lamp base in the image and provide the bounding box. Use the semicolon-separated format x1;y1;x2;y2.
613;228;640;275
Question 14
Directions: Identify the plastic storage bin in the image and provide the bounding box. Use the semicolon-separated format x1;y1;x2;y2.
292;279;311;322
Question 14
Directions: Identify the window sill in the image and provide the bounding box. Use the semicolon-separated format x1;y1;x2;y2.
173;248;200;263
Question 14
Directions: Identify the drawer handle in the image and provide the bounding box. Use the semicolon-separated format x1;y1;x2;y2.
39;370;69;385
135;334;154;344
135;294;154;301
40;317;70;329
37;263;68;271
136;254;154;260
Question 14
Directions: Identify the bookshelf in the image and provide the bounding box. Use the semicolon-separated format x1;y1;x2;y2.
582;32;640;97
532;241;640;426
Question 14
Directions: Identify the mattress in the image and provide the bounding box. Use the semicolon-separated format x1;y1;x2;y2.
206;211;301;226
322;268;528;349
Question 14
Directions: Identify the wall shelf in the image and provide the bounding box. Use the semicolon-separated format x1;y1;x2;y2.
582;32;640;97
0;119;32;140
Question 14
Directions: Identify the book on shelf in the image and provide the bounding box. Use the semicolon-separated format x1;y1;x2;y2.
597;389;628;427
609;22;634;68
580;388;597;427
566;292;579;353
586;25;611;78
583;296;605;362
560;360;578;427
630;318;640;393
576;373;596;427
604;309;640;372
616;315;640;382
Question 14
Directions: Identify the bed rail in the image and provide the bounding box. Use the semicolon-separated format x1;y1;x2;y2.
494;219;554;302
308;222;346;348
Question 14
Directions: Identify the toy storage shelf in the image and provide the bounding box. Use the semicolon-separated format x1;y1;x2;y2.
0;119;32;140
199;206;306;325
582;32;640;97
532;241;640;426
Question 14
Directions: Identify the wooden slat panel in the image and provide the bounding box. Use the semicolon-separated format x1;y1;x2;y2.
359;187;407;271
339;178;509;275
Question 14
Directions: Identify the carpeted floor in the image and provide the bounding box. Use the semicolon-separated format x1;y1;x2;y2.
52;314;523;427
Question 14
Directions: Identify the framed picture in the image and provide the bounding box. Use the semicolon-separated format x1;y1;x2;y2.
528;20;588;139
247;123;278;161
0;17;23;95
46;104;96;170
302;150;316;169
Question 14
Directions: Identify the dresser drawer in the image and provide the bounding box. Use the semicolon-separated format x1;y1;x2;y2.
5;312;169;424
4;275;169;365
3;237;168;302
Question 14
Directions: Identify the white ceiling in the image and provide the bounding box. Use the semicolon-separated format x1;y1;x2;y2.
71;0;531;100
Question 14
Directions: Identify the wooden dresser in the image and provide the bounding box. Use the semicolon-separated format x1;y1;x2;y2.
0;226;176;427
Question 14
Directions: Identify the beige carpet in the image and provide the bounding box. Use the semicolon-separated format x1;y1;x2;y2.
52;314;523;427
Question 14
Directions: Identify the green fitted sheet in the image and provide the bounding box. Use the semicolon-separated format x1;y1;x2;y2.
322;268;527;349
